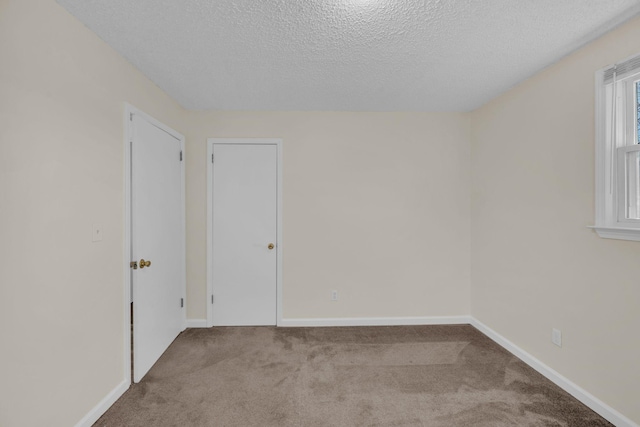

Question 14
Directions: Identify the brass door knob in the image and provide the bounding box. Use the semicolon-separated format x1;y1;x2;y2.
268;243;275;250
139;259;151;268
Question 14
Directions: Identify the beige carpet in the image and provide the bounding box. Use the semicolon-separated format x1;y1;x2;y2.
95;325;611;426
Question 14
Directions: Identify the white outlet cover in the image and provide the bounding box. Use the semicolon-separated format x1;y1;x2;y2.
92;223;103;242
331;290;338;301
552;328;562;347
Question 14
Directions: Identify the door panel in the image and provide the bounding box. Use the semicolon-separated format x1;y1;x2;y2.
132;114;183;382
212;144;277;326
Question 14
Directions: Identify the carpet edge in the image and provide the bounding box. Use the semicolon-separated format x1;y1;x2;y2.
186;318;208;328
73;379;129;427
470;317;638;427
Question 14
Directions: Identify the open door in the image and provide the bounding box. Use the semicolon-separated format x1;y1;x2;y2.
128;107;185;382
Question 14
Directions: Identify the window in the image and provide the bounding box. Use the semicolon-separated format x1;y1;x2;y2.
593;53;640;241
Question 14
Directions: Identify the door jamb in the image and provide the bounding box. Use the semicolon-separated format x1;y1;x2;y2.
124;103;186;384
206;138;283;327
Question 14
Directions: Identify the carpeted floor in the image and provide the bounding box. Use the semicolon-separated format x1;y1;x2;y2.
94;325;612;426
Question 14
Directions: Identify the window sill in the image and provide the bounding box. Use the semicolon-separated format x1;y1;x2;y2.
588;226;640;241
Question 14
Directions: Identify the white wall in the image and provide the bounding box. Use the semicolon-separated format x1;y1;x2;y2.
185;111;471;321
470;15;640;425
0;1;187;426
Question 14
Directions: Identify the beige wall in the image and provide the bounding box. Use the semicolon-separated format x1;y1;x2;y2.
185;111;471;320
0;1;187;426
470;16;640;424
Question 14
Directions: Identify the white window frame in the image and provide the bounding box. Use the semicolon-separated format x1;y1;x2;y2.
592;53;640;241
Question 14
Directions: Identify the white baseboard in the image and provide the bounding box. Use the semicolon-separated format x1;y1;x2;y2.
278;315;472;327
74;379;129;427
470;318;638;427
186;319;208;328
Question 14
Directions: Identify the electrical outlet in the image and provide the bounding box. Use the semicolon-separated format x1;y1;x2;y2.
552;328;562;347
331;290;338;301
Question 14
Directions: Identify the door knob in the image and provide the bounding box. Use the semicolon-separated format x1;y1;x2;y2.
139;259;151;268
268;243;275;250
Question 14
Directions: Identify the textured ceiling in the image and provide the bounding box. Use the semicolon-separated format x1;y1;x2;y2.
56;0;640;112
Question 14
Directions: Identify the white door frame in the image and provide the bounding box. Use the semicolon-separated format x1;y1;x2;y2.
207;138;283;327
123;103;186;384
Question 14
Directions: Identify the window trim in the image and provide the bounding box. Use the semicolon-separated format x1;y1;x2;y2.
593;54;640;241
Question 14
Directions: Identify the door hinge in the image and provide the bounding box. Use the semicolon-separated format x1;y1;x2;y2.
211;154;214;163
130;112;133;121
181;298;184;308
211;295;214;304
180;151;183;161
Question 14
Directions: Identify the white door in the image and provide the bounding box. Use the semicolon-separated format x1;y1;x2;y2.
212;143;277;326
131;112;184;382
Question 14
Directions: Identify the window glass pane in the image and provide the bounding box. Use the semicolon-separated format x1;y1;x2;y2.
625;150;640;219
